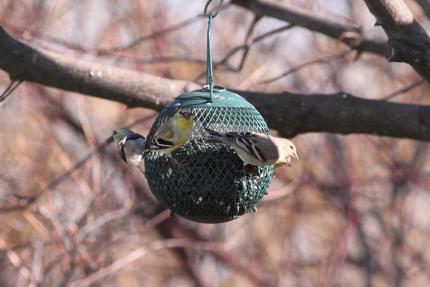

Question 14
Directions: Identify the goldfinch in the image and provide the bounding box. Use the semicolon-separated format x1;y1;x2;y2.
112;128;146;166
205;128;298;168
145;110;194;161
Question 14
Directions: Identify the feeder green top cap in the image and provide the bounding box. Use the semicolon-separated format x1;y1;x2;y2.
167;86;254;109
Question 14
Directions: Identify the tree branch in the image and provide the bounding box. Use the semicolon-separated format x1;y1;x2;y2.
0;27;198;110
230;0;388;56
415;0;430;20
363;0;430;83
1;26;430;141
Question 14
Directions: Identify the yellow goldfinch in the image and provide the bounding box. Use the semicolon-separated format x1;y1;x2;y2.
205;128;299;168
145;110;194;161
112;128;146;166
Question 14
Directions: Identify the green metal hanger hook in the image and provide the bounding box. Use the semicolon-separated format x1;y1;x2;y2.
204;0;224;18
204;0;224;103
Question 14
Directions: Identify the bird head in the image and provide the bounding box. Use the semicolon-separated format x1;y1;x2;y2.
174;110;194;130
178;110;193;120
275;139;299;168
112;128;131;144
286;141;299;161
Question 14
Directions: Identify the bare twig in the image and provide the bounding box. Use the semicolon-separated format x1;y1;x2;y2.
235;14;263;72
0;114;154;213
193;24;294;81
134;55;206;65
0;80;22;102
69;239;229;287
231;0;388;55
1;236;32;284
30;240;44;287
380;80;425;100
218;24;294;71
260;51;351;85
76;208;130;243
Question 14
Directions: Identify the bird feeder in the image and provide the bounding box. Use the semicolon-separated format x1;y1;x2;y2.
144;0;274;223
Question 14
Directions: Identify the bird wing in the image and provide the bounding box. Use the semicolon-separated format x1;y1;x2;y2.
147;120;175;151
251;134;279;163
119;144;127;162
126;133;145;141
225;132;268;163
119;133;146;163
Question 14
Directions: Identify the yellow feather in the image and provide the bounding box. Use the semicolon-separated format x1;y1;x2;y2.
175;117;193;131
162;112;193;155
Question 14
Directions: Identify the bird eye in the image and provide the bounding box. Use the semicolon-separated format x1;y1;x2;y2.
290;145;294;149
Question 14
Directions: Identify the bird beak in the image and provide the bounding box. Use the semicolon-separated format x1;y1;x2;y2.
292;152;299;160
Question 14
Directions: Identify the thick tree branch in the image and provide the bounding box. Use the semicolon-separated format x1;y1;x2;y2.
1;27;430;141
231;0;388;56
0;27;198;110
363;0;430;83
237;90;430;140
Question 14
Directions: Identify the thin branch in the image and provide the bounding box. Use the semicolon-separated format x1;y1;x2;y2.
0;140;109;213
193;24;294;81
380;80;425;100
219;24;294;70
235;14;263;72
101;14;205;52
134;55;206;65
102;3;230;53
0;114;154;213
231;0;388;56
68;239;236;287
0;80;23;102
76;208;131;243
260;51;351;85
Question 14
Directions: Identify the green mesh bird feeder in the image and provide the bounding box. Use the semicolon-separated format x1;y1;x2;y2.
144;0;273;223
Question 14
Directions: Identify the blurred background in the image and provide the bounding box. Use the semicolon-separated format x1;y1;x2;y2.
1;0;430;286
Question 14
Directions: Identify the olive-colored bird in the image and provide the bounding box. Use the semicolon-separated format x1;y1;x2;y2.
145;110;194;162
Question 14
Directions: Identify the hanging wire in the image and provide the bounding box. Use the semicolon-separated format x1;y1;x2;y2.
206;15;214;103
204;0;224;103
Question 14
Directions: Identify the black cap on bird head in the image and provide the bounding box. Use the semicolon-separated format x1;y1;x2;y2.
179;110;193;120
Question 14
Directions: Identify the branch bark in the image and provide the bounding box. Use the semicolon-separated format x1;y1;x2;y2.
230;0;388;56
363;0;430;83
1;27;430;141
415;0;430;20
0;27;198;110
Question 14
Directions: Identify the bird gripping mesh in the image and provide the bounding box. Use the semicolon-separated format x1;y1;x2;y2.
144;87;274;223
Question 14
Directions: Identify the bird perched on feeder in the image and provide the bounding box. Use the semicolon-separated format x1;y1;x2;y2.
205;128;299;170
112;128;146;166
145;110;194;164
